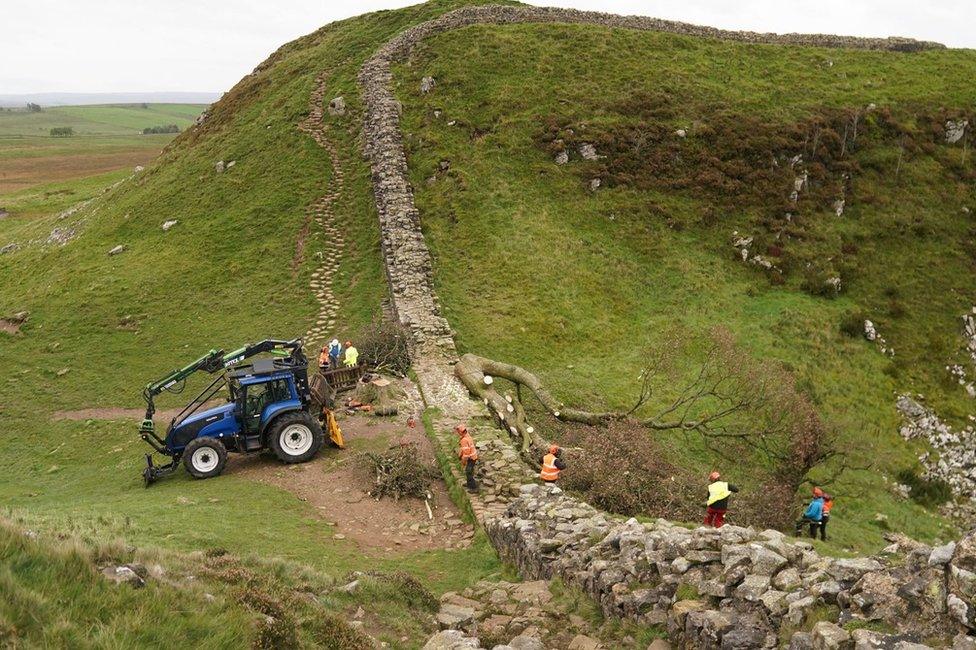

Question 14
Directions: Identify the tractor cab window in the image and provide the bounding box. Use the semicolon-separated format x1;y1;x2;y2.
241;379;291;433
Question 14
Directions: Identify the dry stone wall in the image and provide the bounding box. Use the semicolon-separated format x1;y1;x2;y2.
485;485;975;649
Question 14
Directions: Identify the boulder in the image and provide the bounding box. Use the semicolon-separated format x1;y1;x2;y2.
774;567;803;592
567;634;601;650
828;558;882;583
949;530;976;630
667;600;705;637
786;595;817;626
508;637;544;650
421;76;436;93
946;120;969;144
436;603;477;629
811;621;851;649
161;220;178;231
759;589;788;616
930;542;956;566
750;545;788;575
108;244;126;256
100;564;145;588
423;630;481;650
554;150;569;165
328;96;346;116
578;143;599;161
734;574;771;602
214;160;225;173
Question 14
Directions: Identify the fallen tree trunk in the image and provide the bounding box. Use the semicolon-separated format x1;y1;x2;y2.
455;353;622;426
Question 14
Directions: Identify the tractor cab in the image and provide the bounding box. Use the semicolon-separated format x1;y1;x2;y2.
227;360;304;441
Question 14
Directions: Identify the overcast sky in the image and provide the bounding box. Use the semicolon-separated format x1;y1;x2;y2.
4;0;973;95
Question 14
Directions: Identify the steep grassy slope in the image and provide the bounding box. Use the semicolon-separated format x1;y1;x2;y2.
0;2;504;645
0;517;448;648
395;23;976;550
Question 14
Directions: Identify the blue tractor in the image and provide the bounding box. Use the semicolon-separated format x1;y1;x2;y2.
139;338;327;485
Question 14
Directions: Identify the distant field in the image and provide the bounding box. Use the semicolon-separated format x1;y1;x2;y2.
0;103;205;137
0;104;206;193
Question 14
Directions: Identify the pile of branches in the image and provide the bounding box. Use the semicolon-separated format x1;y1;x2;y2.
355;317;411;376
359;443;437;501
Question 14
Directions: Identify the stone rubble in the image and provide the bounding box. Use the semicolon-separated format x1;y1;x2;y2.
946;120;969;144
896;395;976;500
864;320;895;357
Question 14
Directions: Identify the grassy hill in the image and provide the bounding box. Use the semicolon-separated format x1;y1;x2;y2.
392;20;976;548
0;0;974;643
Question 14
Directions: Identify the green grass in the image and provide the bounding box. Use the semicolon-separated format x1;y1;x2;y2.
393;21;976;552
0;104;205;137
0;515;465;648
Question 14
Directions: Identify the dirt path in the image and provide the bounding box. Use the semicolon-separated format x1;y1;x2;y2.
296;71;345;347
233;412;474;554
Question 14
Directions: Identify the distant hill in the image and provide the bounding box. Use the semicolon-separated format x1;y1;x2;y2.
0;91;221;108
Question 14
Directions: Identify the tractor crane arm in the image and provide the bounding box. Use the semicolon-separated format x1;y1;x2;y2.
140;338;305;433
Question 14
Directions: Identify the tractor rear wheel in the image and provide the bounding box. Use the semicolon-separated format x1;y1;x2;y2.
183;437;228;479
268;412;323;464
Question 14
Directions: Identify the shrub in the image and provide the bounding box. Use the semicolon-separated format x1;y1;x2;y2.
142;124;180;134
308;614;373;650
49;127;73;137
559;421;702;521
839;311;868;338
355;318;411;375
896;468;951;507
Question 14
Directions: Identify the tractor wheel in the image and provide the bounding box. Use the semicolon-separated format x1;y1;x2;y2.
268;412;324;464
183;437;228;479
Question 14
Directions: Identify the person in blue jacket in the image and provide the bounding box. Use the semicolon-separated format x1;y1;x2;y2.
794;487;826;538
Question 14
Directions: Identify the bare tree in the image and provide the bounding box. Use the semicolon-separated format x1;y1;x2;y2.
455;327;838;485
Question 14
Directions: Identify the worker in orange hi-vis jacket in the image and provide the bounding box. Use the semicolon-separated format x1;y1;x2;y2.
455;424;479;492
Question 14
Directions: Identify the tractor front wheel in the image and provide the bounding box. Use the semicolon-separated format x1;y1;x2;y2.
183;437;228;479
269;412;324;464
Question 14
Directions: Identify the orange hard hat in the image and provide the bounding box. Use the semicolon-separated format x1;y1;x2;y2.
549;444;559;454
454;424;467;435
813;487;824;497
708;471;721;481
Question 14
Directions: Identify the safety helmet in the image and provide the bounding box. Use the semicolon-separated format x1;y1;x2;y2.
813;487;824;497
708;471;721;481
549;444;560;455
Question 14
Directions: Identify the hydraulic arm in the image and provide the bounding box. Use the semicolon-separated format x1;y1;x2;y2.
139;339;305;441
